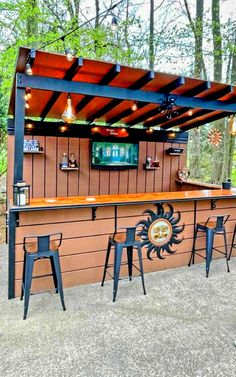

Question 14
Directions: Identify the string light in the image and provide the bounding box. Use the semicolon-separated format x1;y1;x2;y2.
37;1;123;53
25;63;33;75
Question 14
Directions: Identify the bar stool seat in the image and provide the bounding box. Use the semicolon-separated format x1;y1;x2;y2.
101;226;146;302
228;224;236;260
189;214;230;277
21;233;66;319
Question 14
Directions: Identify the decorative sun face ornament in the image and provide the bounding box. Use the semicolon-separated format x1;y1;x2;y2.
207;129;222;146
137;204;184;260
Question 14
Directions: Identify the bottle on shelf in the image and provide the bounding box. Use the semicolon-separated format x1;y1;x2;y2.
61;153;68;168
145;156;153;169
69;153;77;168
153;156;160;168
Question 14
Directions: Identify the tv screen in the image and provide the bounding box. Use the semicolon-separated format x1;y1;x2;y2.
91;141;139;170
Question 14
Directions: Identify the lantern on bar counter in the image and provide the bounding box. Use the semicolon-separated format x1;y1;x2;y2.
13;181;30;206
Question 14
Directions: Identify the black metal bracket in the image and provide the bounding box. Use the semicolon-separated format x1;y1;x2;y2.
211;199;218;210
92;207;97;221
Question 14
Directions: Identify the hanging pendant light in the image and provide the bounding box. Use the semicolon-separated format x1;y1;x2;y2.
228;115;236;136
62;93;76;123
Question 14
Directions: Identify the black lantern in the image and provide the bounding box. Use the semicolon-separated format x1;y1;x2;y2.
13;181;30;206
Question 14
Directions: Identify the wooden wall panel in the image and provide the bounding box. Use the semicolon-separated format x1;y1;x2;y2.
162;142;171;192
154;142;163;192
45;137;57;197
145;142;156;192
57;137;69;197
78;138;90;196
23;135;33;197
137;141;147;193
68;138;79;196
32;136;45;198
8;135;186;198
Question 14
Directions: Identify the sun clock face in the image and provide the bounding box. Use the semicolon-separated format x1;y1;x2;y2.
137;204;184;260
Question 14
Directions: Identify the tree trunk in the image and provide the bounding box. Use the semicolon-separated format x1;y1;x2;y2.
212;0;222;81
149;0;154;70
26;0;38;46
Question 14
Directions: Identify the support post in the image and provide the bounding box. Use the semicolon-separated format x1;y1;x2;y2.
8;210;17;299
14;80;25;184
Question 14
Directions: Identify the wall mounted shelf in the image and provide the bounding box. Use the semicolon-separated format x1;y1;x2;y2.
167;152;185;156
143;165;160;170
60;167;79;171
24;150;44;154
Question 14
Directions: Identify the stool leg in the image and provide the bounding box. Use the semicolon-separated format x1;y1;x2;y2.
223;229;230;273
137;244;146;296
113;244;123;302
189;227;198;266
101;239;112;287
228;225;236;261
50;255;58;293
127;246;133;281
20;252;26;301
206;229;214;278
23;255;34;320
52;253;66;311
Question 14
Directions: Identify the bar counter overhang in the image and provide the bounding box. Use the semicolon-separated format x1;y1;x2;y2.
7;48;236;299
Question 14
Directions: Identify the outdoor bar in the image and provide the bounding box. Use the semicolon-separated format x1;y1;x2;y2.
7;47;236;299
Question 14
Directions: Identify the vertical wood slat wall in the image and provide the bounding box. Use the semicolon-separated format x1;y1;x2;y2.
7;135;187;198
13;198;236;297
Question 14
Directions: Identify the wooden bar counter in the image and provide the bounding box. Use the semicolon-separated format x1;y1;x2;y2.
8;189;236;298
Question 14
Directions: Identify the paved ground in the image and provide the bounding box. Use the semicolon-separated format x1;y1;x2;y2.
0;243;236;377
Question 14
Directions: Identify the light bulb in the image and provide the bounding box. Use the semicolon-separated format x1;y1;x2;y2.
24;90;31;100
146;127;153;134
65;49;73;62
131;102;138;111
188;109;193;116
26;123;33;129
60;125;67;132
62;94;76;123
25;101;30;109
25;63;32;75
111;16;118;32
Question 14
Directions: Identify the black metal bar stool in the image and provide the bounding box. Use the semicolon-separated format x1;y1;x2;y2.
101;226;146;302
228;224;236;260
189;214;230;277
21;232;66;319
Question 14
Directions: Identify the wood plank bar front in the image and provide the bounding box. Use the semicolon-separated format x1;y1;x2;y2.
8;189;236;298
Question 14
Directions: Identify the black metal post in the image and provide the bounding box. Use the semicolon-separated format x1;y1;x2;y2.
8;210;17;299
14;79;25;184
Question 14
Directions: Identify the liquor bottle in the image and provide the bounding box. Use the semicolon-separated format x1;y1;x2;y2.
61;153;68;168
153;156;160;167
69;153;77;168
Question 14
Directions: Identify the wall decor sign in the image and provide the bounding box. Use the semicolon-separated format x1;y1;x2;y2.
137;204;184;259
207;129;222;146
91;126;129;137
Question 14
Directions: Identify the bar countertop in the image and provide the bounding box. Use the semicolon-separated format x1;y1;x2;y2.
9;189;236;212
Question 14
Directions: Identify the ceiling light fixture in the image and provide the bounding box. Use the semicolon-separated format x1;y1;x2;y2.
62;93;76;123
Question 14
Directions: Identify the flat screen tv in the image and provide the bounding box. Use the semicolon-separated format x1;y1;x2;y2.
91;141;139;170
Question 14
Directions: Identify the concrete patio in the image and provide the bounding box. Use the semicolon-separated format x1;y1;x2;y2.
0;243;236;377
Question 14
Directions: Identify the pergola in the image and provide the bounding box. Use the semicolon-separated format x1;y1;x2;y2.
8;47;236;185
